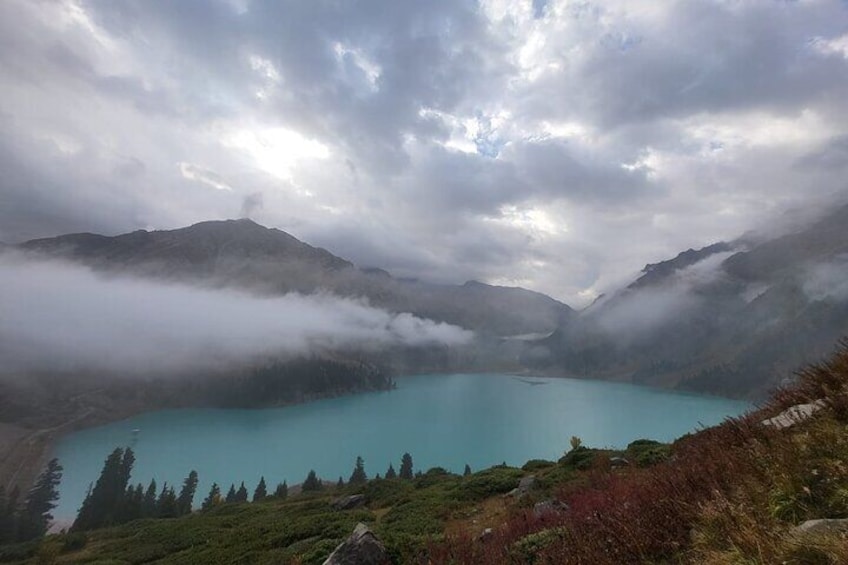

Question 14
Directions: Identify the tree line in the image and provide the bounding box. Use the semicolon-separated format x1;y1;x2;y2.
68;448;429;532
0;458;63;544
1;447;470;543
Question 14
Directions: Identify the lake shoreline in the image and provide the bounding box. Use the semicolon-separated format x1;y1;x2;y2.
51;373;751;521
4;370;752;520
0;380;395;505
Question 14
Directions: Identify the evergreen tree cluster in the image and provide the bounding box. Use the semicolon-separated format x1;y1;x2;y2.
0;458;63;544
4;449;424;545
72;448;199;532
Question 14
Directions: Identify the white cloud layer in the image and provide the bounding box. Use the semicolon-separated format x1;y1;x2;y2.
0;254;473;376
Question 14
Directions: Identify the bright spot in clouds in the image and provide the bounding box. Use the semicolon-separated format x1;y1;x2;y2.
224;127;331;181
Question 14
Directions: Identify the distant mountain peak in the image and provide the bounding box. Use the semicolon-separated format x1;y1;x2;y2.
629;242;733;289
16;219;574;336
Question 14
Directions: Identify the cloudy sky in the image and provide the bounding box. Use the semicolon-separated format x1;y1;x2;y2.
2;0;847;306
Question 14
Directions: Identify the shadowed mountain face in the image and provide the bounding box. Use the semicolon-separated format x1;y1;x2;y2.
537;203;848;398
19;219;573;337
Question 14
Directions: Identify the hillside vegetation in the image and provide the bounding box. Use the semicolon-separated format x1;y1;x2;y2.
4;343;848;563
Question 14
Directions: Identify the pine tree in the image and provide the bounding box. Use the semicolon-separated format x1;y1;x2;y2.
20;461;64;540
399;453;414;480
464;464;472;476
141;479;158;518
235;482;248;503
201;483;221;510
157;484;177;518
123;483;143;522
336;476;345;488
302;470;322;492
176;471;199;516
273;481;288;499
253;477;267;502
73;448;134;531
348;456;367;485
385;463;397;479
225;484;237;503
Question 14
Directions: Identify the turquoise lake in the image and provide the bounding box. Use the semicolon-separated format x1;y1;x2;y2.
53;373;751;519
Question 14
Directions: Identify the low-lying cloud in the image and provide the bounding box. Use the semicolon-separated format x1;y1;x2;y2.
0;254;473;376
802;255;848;302
591;250;736;338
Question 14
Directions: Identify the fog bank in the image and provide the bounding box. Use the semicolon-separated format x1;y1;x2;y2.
0;254;473;376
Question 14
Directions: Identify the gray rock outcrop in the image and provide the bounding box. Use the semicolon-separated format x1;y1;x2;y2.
332;494;366;511
794;518;848;535
507;475;536;497
533;499;569;518
323;522;388;565
762;400;827;430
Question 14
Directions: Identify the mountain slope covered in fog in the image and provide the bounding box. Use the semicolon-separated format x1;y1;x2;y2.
537;203;848;397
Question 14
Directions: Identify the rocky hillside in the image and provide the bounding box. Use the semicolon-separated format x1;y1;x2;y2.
535;203;848;398
18;219;572;337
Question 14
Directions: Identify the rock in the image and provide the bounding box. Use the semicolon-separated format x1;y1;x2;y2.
762;400;827;430
518;475;536;491
610;457;630;467
794;518;848;535
332;494;366;511
507;475;537;497
323;522;388;565
478;528;493;542
533;499;568;518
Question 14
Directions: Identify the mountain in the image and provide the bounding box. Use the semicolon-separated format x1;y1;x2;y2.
17;219;573;337
536;203;848;398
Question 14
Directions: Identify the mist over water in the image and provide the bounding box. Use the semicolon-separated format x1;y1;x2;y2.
53;373;750;520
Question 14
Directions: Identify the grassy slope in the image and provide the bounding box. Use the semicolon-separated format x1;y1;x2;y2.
0;450;645;564
6;344;848;564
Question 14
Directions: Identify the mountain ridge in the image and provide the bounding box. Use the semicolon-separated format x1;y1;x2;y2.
535;202;848;398
14;218;574;338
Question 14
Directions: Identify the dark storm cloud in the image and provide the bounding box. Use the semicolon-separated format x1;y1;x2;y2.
1;0;847;305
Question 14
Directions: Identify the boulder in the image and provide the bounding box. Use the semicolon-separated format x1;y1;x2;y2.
323;523;388;565
794;518;848;535
533;499;569;518
507;475;537;497
332;494;366;511
762;400;827;430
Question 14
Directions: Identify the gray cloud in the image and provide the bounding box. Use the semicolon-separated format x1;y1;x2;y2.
1;0;847;306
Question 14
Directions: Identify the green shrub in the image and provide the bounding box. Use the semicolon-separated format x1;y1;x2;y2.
511;528;567;563
559;447;596;469
61;531;88;552
453;467;523;500
634;446;671;467
522;459;555;472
